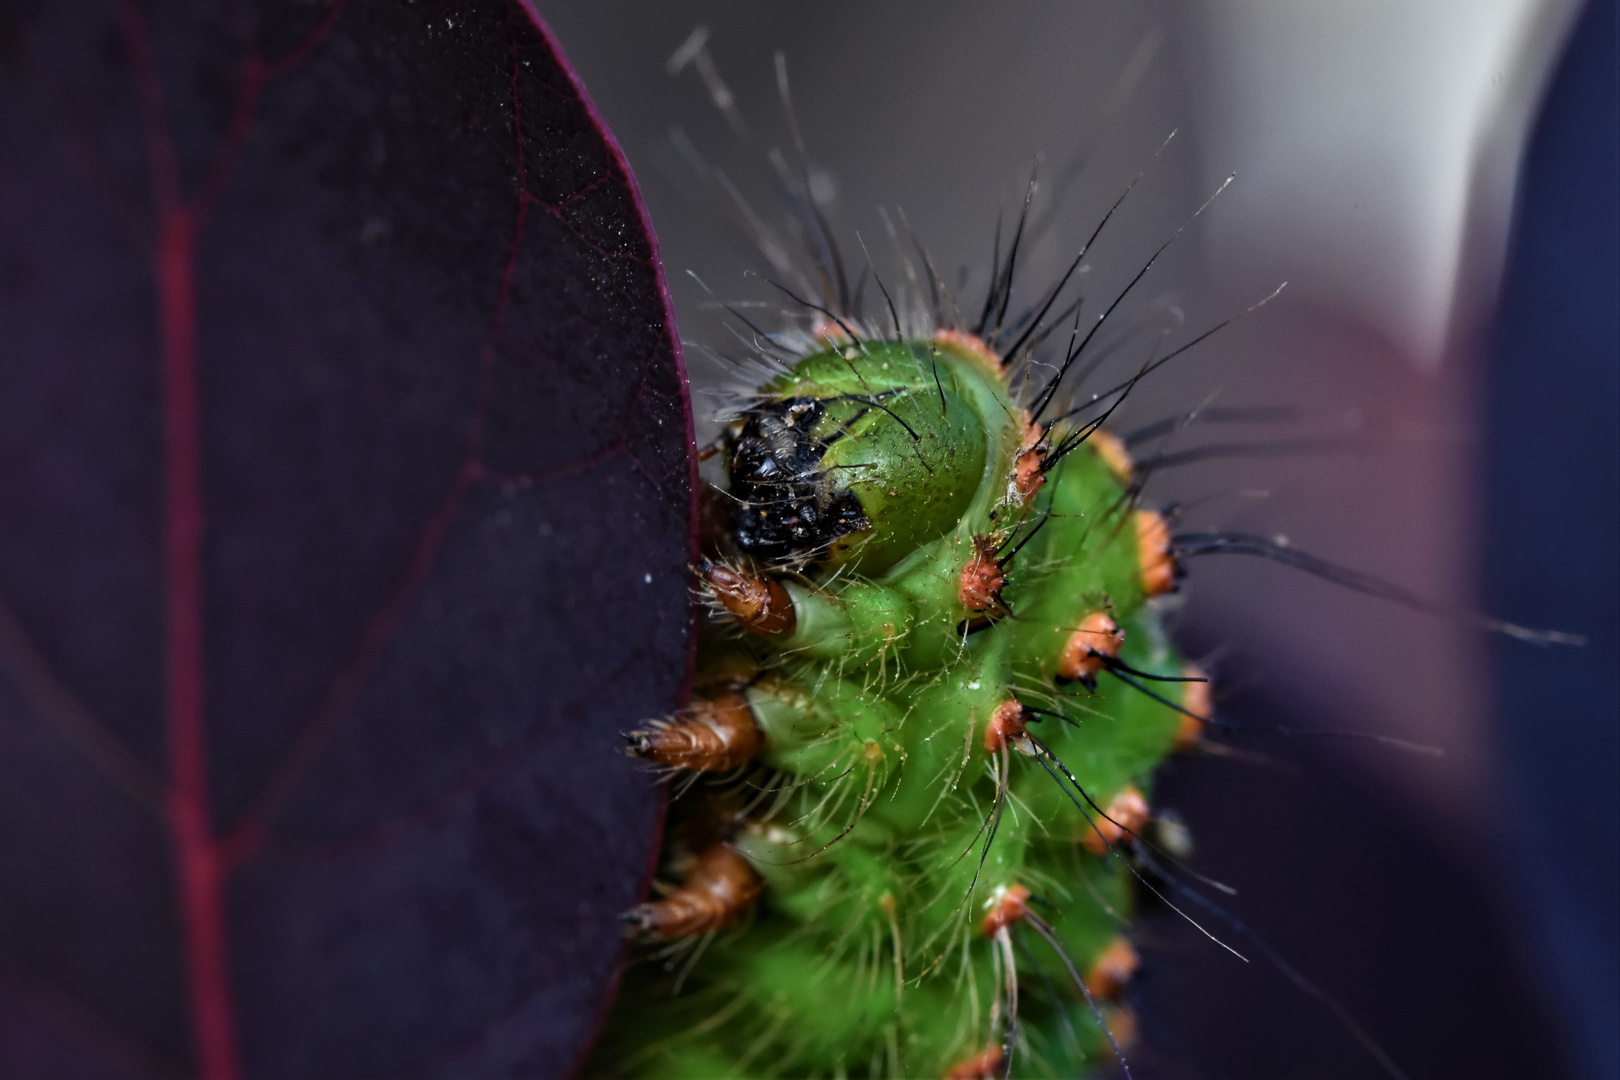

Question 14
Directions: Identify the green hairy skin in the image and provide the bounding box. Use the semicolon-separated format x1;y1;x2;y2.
591;330;1196;1078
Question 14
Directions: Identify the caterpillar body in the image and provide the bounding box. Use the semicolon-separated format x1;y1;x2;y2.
557;12;1590;1077
590;286;1207;1076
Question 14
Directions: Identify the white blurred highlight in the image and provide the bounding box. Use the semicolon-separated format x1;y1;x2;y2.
1186;0;1582;366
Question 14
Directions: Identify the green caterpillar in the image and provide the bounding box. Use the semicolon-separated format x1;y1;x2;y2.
590;300;1207;1076
567;17;1586;1076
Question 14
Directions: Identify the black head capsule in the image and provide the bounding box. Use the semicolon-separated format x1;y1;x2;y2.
725;397;869;565
721;342;990;573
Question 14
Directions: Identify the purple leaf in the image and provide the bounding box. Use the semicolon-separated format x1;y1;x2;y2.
0;2;694;1077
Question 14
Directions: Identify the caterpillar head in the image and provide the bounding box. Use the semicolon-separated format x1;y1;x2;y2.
722;340;995;573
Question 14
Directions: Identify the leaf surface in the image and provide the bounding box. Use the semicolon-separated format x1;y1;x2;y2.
0;1;693;1076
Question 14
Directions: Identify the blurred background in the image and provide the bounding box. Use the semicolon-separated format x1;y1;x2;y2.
536;2;1616;1077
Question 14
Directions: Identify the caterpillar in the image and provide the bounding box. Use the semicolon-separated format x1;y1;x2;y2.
569;18;1579;1080
572;31;1264;1071
595;261;1204;1078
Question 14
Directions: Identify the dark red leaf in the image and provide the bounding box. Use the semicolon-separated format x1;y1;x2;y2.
0;1;694;1076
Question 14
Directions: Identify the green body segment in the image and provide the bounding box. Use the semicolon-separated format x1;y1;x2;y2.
595;339;1190;1078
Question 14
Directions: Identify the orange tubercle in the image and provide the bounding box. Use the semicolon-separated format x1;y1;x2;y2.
980;883;1032;937
1088;428;1133;484
810;317;859;347
1136;509;1178;597
1079;784;1150;857
943;1045;1004;1080
1100;1004;1140;1052
1014;419;1049;501
959;535;1006;613
1084;936;1141;1000
932;328;1006;379
1058;611;1124;684
628;691;763;771
702;561;796;636
1173;666;1212;752
624;843;763;941
983;700;1030;754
